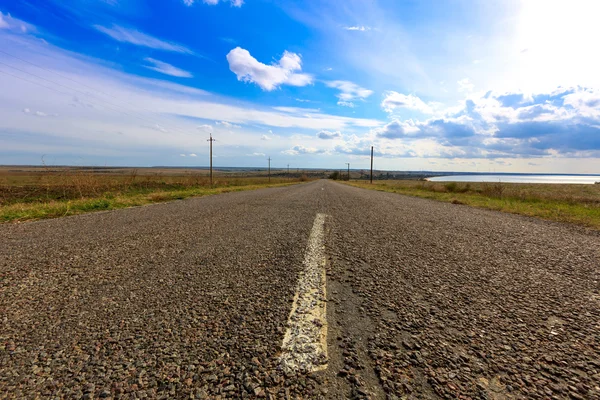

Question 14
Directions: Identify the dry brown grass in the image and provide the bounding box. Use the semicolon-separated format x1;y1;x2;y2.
346;180;600;229
0;166;314;222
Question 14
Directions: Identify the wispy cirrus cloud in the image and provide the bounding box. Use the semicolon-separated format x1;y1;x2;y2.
226;47;313;91
143;58;192;78
93;24;193;54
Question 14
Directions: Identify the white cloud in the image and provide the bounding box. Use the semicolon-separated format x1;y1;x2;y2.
326;80;373;104
337;101;355;108
371;120;420;139
344;26;371;31
216;121;241;128
260;134;271;140
226;47;313;91
197;124;213;132
94;24;193;54
0;12;8;29
22;108;57;117
381;92;433;114
457;78;474;93
249;152;265;156
189;153;197;157
282;145;322;155
144;58;192;78
0;11;34;32
317;130;342;139
180;154;186;157
184;0;243;6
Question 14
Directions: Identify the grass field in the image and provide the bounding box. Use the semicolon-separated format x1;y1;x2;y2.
0;166;311;223
345;180;600;229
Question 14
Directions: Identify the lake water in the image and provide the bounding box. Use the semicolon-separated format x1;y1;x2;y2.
427;174;600;184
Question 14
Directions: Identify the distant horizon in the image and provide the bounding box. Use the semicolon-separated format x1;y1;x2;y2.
2;164;600;177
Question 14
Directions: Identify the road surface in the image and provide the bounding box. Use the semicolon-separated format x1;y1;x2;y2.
1;180;599;399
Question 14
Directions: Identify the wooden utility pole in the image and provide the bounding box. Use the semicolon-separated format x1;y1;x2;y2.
345;163;350;181
268;157;271;183
208;134;215;185
370;146;373;184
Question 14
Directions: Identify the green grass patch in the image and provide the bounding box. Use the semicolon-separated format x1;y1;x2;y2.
344;180;600;229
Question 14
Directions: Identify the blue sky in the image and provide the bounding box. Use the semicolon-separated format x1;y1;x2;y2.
1;0;600;172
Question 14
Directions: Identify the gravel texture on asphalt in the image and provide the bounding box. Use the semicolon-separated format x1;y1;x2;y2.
323;181;600;399
2;180;599;399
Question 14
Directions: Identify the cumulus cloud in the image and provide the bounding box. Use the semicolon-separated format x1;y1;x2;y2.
260;134;271;140
381;92;434;114
317;130;342;139
144;58;192;78
94;24;193;54
189;153;197;157
282;145;322;155
226;47;313;91
197;124;213;132
326;80;373;107
368;87;600;158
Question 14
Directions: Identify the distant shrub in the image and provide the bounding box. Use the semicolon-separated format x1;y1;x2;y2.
299;174;309;182
445;182;458;192
329;171;342;180
482;182;505;198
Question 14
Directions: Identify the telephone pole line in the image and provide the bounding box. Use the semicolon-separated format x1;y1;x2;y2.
370;146;374;184
345;162;350;181
207;133;215;185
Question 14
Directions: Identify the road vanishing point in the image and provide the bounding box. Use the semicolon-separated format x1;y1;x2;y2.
1;180;599;399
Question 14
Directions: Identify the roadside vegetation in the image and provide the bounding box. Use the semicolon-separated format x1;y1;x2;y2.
344;180;600;229
0;167;310;223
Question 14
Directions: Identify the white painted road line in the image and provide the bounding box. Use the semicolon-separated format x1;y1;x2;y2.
279;213;328;374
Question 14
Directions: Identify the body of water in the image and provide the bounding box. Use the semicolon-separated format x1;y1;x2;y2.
427;174;600;184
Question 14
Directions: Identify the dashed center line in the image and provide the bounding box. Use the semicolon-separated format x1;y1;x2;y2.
279;213;328;374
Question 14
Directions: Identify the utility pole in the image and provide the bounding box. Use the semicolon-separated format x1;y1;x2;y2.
345;163;350;181
287;164;290;175
207;133;215;185
370;146;374;184
268;157;271;183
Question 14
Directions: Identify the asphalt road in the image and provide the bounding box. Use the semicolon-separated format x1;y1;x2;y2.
1;180;599;399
